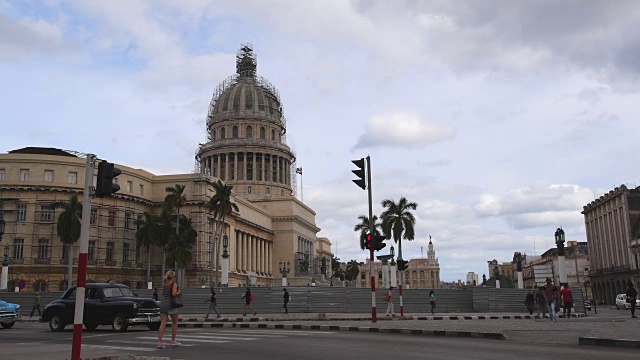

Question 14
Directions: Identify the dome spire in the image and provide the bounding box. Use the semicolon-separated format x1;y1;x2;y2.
236;43;256;78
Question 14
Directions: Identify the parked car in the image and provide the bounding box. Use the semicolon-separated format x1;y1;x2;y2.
615;293;640;310
41;283;160;332
583;299;592;311
0;299;20;329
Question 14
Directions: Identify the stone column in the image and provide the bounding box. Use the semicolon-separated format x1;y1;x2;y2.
275;155;280;184
558;256;567;285
243;152;247;181
517;271;524;289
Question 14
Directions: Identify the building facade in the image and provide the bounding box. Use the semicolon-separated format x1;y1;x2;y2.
582;184;640;303
0;45;332;292
521;242;590;296
466;272;479;287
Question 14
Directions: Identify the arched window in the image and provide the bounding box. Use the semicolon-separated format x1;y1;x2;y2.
361;273;366;280
221;127;226;139
33;280;47;292
378;271;383;280
265;187;271;195
271;129;275;140
232;126;238;138
260;127;266;139
247;186;252;194
246;126;253;138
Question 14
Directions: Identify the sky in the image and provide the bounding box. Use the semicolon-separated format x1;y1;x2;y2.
2;0;640;282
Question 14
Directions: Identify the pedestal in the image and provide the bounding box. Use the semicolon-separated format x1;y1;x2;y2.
390;265;397;287
557;256;567;285
281;277;287;287
496;280;501;289
221;256;229;286
0;265;7;291
517;272;523;289
147;281;153;290
381;263;389;288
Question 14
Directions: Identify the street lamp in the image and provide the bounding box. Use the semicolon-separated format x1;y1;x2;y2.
221;234;229;287
554;227;566;256
390;245;395;258
279;260;291;287
555;227;567;285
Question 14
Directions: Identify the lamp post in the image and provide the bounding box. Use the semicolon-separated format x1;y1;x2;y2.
0;218;8;291
514;252;523;289
221;234;229;287
389;246;397;288
494;265;500;288
279;260;290;287
555;227;567;285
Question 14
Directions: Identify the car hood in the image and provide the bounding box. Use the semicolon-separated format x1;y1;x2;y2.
0;301;20;312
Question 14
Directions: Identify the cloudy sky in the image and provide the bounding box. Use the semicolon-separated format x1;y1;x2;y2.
2;0;640;282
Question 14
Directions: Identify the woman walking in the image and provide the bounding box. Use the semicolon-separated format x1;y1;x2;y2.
385;286;395;317
429;290;437;314
157;270;182;348
241;287;256;317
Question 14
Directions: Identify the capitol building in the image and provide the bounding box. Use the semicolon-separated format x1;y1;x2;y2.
0;45;332;291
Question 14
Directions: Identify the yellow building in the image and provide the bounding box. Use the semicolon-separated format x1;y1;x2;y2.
0;45;332;291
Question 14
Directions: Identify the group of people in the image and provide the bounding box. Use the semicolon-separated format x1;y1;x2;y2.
524;278;574;321
382;287;437;316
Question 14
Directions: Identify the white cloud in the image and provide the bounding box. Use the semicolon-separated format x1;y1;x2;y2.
353;111;455;149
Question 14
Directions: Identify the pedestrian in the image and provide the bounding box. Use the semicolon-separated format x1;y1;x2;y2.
429;290;437;314
157;270;181;349
535;287;547;318
626;281;638;319
241;287;256;317
283;288;290;314
524;290;535;315
30;292;42;318
153;288;158;301
544;278;560;322
385;286;395;317
204;287;221;319
560;285;573;319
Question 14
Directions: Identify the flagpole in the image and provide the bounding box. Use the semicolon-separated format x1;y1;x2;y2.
301;171;303;202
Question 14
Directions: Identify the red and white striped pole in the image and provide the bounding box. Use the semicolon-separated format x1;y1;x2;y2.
71;154;95;360
370;248;376;323
365;156;377;323
399;277;404;317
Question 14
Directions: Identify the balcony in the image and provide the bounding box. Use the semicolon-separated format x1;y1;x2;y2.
35;258;51;265
589;265;631;276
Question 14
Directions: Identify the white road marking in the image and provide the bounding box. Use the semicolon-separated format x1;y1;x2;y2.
83;344;156;352
136;336;231;343
106;340;194;347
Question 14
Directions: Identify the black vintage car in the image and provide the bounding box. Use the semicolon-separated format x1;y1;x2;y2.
41;283;160;332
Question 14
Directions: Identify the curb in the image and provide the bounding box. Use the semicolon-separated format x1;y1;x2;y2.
579;337;640;349
413;314;586;320
175;322;506;340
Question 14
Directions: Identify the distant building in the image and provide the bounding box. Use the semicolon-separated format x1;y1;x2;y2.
522;242;590;297
466;272;479;286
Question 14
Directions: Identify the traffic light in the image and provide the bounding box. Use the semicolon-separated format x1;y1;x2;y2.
397;259;408;271
351;158;366;190
364;233;372;250
96;160;121;197
371;234;386;251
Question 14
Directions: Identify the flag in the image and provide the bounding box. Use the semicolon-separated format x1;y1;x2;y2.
296;167;302;175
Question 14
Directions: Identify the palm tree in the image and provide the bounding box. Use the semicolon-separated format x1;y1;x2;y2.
345;259;361;286
207;180;239;287
165;215;197;273
353;214;382;250
49;195;82;289
380;197;418;261
155;208;175;281
164;185;187;283
135;212;159;287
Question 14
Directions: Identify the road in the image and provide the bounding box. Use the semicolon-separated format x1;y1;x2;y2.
1;316;639;360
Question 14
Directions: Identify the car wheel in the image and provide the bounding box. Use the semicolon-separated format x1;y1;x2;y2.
49;315;66;332
111;313;128;333
1;321;15;329
147;322;160;331
85;323;99;331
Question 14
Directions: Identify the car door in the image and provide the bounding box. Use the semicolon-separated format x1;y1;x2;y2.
83;287;102;324
62;288;77;324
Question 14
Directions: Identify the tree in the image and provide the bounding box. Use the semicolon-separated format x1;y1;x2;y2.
164;185;187;283
380;197;417;292
331;256;345;281
165;215;197;272
135;212;159;286
345;259;361;285
353;214;382;250
49;195;82;290
207;180;239;288
155;208;175;281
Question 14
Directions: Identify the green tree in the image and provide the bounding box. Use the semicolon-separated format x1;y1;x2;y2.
380;197;418;289
345;259;361;285
49;195;82;290
164;185;187;283
331;256;345;281
155;207;175;280
353;214;382;250
165;215;197;272
207;180;239;287
135;212;159;286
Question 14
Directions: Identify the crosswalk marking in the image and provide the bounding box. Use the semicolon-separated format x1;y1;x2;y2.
106;340;194;347
137;336;232;343
227;329;334;335
212;331;286;337
84;344;156;352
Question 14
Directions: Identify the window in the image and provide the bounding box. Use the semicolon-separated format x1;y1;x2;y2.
136;214;142;230
266;187;270;195
221;127;226;139
126;181;132;192
281;190;285;196
68;172;77;184
260;127;265;139
108;210;116;227
246;126;253;138
90;208;97;225
232;126;238;138
44;170;54;183
106;242;115;262
0;169;5;181
123;243;130;263
271;129;275;140
20;169;29;181
124;212;131;229
37;239;50;259
16;204;27;222
247;186;252;194
88;240;95;261
139;184;144;195
39;205;52;222
34;280;47;292
13;239;24;260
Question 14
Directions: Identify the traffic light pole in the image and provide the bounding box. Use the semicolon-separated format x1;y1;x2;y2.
71;154;95;360
366;156;376;323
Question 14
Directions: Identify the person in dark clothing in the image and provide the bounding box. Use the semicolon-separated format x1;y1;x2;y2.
153;288;159;301
626;281;638;318
429;290;436;314
204;288;221;319
535;287;547;318
283;288;290;314
524;290;535;315
241;287;256;317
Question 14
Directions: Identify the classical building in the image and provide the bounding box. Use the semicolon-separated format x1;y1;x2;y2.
466;272;479;287
582;184;640;303
358;239;441;289
0;45;332;292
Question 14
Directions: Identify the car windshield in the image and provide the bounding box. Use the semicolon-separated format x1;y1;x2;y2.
103;287;135;298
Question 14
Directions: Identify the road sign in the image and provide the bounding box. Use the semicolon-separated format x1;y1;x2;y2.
17;279;26;290
19;273;25;280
